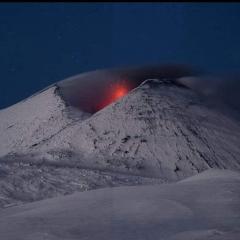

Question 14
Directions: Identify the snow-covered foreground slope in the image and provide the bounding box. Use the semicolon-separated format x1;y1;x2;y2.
0;170;239;240
0;159;162;208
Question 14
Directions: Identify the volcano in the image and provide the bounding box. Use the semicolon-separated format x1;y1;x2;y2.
0;66;239;239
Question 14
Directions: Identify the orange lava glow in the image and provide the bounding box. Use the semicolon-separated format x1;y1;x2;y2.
112;84;129;101
96;81;131;111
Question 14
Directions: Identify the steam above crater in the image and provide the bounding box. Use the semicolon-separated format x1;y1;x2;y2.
57;65;195;113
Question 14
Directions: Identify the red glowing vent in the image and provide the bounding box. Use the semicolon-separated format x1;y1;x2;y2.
96;81;131;111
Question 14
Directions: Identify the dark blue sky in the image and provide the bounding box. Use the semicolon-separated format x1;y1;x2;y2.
1;3;240;109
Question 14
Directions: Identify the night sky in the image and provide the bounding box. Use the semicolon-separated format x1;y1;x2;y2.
1;3;240;109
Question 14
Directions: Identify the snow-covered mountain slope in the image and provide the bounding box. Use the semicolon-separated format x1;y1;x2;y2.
0;80;240;173
0;68;239;207
0;169;239;240
0;86;89;157
67;79;240;179
21;78;240;180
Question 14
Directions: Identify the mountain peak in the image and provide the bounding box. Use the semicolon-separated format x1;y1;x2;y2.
0;67;239;207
